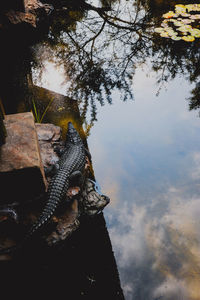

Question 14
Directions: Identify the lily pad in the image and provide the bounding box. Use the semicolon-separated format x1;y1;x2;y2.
176;25;192;32
155;3;200;42
181;19;193;24
190;14;200;19
154;27;165;33
162;11;176;18
179;13;190;17
186;4;200;12
189;28;200;37
175;4;186;14
160;32;169;38
173;20;184;26
171;36;182;40
182;35;195;41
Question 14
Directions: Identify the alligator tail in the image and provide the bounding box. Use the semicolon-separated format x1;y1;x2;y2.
0;176;70;256
28;177;70;237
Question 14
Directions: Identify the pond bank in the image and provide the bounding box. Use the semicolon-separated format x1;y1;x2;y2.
0;111;124;298
0;112;110;257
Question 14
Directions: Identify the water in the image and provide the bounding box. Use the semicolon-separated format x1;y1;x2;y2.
35;24;200;300
3;0;200;298
87;65;200;299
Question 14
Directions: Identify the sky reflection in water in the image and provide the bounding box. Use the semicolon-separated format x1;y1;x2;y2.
88;65;200;300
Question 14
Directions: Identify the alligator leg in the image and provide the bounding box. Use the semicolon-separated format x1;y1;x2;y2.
65;171;83;201
69;170;84;187
53;144;65;157
44;163;60;177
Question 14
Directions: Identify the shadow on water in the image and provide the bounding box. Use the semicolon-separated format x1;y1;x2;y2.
1;213;124;299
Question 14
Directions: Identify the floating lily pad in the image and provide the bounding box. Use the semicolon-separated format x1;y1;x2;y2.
161;22;169;28
190;28;200;37
179;13;190;17
181;19;193;24
154;27;165;33
160;32;169;38
173;20;184;26
175;4;186;14
182;35;195;41
171;36;182;40
176;25;192;32
154;3;200;42
162;11;176;18
186;4;200;12
190;14;200;19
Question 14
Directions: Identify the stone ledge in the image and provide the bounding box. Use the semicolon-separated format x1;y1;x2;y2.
0;112;47;204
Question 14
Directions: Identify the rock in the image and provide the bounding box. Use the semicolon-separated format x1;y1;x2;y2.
0;0;54;42
0;120;110;256
46;200;80;246
0;112;47;204
46;178;110;245
5;10;37;28
36;123;61;142
80;179;110;216
35;123;82;245
35;123;61;168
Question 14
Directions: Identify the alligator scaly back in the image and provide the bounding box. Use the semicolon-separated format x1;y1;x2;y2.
28;169;70;236
0;122;86;255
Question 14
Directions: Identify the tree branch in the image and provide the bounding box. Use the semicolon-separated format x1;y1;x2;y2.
81;19;106;49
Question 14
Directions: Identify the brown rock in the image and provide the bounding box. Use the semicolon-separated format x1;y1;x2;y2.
0;112;47;204
35;123;61;169
46;200;80;246
0;0;53;35
5;10;36;28
36;123;61;142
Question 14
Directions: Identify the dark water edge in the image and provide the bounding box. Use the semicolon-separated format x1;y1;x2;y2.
1;213;125;299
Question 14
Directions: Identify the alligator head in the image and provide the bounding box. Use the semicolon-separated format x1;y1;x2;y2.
65;122;83;146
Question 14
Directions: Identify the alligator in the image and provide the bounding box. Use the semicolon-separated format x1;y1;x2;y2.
0;121;87;255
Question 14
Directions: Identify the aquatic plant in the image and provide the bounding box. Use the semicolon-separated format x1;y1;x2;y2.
154;4;200;41
32;97;54;123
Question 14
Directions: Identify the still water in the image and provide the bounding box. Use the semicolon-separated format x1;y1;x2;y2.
88;66;200;299
38;61;200;299
30;1;200;299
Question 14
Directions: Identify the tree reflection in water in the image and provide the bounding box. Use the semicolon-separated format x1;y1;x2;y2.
31;0;200;125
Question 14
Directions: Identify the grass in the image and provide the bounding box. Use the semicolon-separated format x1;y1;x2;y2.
32;97;54;123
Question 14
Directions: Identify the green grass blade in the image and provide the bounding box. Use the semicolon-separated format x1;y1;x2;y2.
40;97;54;123
32;99;39;122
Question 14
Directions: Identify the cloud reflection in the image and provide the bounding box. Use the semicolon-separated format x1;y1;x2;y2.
105;188;200;300
88;64;200;300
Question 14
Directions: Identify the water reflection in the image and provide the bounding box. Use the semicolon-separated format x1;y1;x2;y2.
88;66;200;299
26;0;200;124
1;1;200;299
2;0;200;121
107;198;200;299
